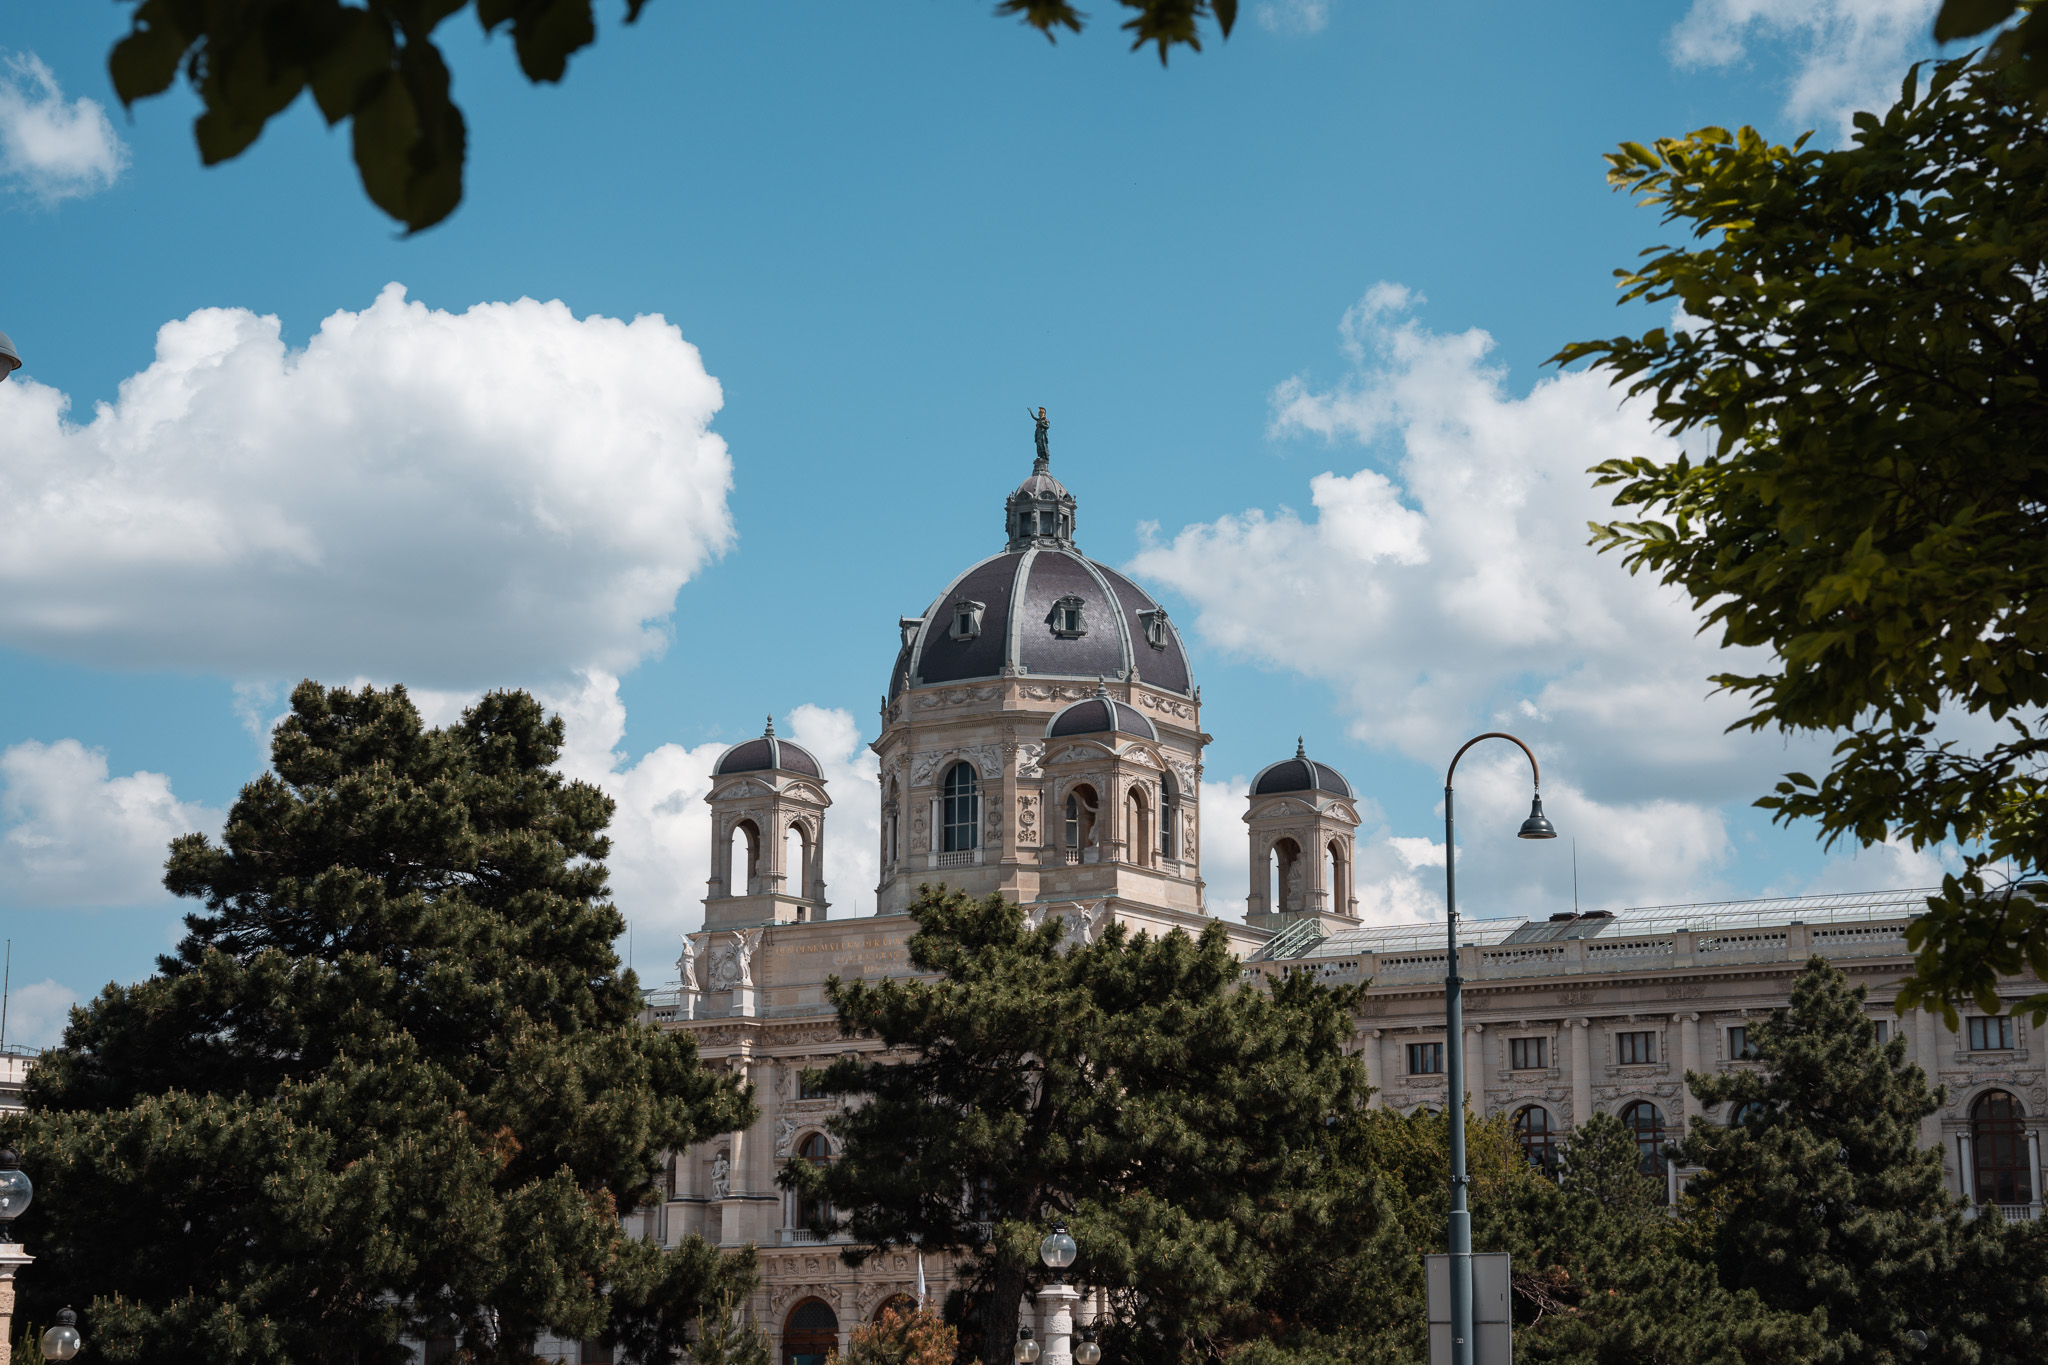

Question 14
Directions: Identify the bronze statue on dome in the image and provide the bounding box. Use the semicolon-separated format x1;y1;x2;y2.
1029;406;1050;463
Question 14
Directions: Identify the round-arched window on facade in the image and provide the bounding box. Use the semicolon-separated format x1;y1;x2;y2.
1972;1090;2033;1206
784;1298;839;1365
1513;1105;1556;1174
943;763;980;853
872;1294;918;1326
1620;1101;1667;1187
1731;1101;1766;1128
796;1133;832;1231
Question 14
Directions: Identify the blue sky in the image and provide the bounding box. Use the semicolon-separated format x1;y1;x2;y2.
0;0;1959;1043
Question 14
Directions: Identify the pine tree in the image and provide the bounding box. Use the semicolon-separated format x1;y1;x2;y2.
1;682;755;1365
688;1291;772;1365
783;886;1387;1365
1681;956;2048;1363
1505;1113;1823;1365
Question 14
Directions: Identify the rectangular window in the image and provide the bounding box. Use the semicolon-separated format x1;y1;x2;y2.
1408;1042;1443;1075
1729;1026;1757;1060
1872;1019;1889;1046
799;1071;829;1100
1509;1037;1547;1070
1616;1031;1657;1066
1969;1016;2015;1051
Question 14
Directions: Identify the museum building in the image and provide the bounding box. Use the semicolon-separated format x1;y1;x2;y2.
627;432;2046;1365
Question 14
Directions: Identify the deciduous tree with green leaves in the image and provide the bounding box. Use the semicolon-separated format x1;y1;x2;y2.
2;681;754;1365
1679;957;2048;1363
1556;54;2048;1024
108;0;1241;232
781;885;1394;1365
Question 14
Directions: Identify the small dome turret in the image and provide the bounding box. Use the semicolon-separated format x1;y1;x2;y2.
1046;686;1158;742
1251;738;1353;798
716;717;822;778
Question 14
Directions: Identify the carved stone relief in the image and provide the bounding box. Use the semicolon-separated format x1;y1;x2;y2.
911;745;1004;786
912;686;1003;710
1017;742;1046;778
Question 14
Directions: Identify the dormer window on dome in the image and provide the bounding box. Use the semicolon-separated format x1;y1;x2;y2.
1050;595;1087;639
949;599;986;641
1139;607;1170;650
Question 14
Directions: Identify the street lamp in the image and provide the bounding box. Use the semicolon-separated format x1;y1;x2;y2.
1014;1327;1040;1365
0;330;20;382
0;1150;32;1240
1443;733;1555;1365
41;1307;80;1362
1073;1327;1101;1365
1039;1225;1076;1273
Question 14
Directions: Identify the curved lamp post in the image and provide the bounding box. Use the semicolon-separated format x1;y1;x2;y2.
41;1307;81;1362
0;330;20;382
1443;733;1554;1365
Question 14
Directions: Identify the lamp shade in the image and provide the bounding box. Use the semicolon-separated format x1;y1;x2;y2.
0;1149;32;1225
41;1308;80;1362
1040;1224;1077;1270
0;330;19;380
1014;1328;1040;1365
1074;1329;1102;1365
1517;793;1557;840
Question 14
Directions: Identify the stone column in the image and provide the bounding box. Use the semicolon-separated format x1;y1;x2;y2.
1676;1012;1701;1133
1366;1029;1384;1101
1036;1282;1080;1365
1959;1132;1977;1206
0;1242;30;1365
1465;1023;1487;1118
2030;1130;2043;1218
1380;1030;1404;1108
1570;1019;1592;1131
718;1061;752;1246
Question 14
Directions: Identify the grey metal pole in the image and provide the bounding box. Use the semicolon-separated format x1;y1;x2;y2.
1439;730;1553;1365
1444;781;1473;1365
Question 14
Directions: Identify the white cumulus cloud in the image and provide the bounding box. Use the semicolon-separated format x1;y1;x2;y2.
0;739;221;909
0;283;735;688
0;51;126;202
4;978;80;1049
1254;0;1331;35
1669;0;1940;137
1130;286;1825;919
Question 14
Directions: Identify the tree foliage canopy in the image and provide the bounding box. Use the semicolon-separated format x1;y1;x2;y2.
3;681;753;1365
1556;55;2048;1023
782;886;1387;1365
1679;958;2048;1363
108;0;1239;233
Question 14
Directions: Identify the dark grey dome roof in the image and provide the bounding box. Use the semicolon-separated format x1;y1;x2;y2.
1046;695;1158;742
1252;741;1353;798
888;547;1193;700
716;720;821;777
890;439;1193;701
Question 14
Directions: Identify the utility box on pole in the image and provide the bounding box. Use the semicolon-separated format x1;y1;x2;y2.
1426;1253;1512;1365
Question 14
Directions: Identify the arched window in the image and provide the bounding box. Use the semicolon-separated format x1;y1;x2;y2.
872;1295;918;1326
1270;837;1303;911
1513;1105;1556;1174
783;1298;839;1365
943;763;979;853
1159;772;1178;860
1325;839;1349;911
1731;1101;1767;1128
732;819;761;895
1972;1090;2033;1206
884;780;899;866
1126;786;1149;866
1064;785;1098;852
1620;1101;1668;1193
796;1133;833;1231
786;822;810;899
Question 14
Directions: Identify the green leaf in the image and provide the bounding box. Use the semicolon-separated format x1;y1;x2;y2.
1932;0;2016;43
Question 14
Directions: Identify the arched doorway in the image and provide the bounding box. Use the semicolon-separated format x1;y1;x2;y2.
1270;837;1303;910
1513;1105;1556;1175
783;1299;839;1365
1972;1089;2032;1205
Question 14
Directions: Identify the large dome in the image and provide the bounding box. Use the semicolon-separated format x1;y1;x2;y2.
716;719;821;777
887;438;1193;699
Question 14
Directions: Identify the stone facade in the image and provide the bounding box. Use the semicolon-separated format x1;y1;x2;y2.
637;435;2045;1365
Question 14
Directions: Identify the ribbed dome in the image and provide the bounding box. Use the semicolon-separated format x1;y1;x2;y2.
1046;694;1158;742
1251;740;1353;798
889;433;1192;701
716;719;821;777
